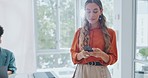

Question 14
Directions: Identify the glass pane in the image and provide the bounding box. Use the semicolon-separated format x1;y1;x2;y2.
135;0;148;78
135;62;148;78
36;52;73;69
136;0;148;60
36;51;74;78
102;0;114;27
35;0;57;50
59;0;75;48
80;0;86;21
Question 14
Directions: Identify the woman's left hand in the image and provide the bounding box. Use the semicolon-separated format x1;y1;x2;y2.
89;48;109;63
89;48;104;58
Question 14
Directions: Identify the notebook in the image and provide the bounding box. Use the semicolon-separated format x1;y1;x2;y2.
0;66;8;78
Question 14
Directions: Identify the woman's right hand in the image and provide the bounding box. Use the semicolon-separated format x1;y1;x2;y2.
77;50;90;60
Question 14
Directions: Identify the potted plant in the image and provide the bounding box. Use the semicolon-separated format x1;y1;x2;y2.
139;47;148;60
139;47;148;71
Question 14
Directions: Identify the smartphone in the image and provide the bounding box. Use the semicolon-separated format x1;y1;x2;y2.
83;45;93;52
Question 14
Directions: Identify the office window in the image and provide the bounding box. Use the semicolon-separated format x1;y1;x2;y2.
134;0;148;78
34;0;114;77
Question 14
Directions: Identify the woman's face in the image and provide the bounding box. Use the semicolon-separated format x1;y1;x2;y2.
85;3;102;25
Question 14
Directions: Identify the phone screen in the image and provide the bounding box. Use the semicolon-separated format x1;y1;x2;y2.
83;45;93;52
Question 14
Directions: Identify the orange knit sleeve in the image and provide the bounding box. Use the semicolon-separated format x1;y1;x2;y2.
70;28;84;64
101;28;118;65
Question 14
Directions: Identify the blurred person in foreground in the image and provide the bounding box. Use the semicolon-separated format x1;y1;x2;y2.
0;25;17;75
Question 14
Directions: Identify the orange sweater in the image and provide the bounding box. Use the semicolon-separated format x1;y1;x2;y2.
70;27;118;66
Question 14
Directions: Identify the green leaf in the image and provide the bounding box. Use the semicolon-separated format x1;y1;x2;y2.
139;48;148;57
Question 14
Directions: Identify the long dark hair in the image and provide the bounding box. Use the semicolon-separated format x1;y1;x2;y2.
0;25;4;37
79;0;111;52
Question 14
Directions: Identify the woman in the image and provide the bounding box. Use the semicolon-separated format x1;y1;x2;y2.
70;0;118;78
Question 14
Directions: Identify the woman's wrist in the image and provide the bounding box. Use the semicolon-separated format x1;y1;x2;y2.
77;52;84;60
101;52;109;63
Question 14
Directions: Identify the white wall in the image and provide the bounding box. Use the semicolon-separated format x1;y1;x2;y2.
0;0;36;73
113;0;134;78
121;0;134;78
